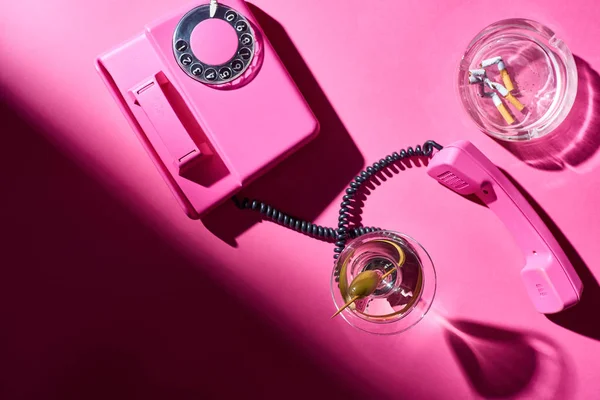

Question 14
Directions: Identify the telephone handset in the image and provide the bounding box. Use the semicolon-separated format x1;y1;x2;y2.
427;141;583;313
96;0;319;218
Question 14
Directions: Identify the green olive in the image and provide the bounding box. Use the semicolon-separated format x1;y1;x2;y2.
348;270;382;298
332;268;396;319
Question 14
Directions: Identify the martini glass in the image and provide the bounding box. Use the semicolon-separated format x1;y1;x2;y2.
331;230;436;335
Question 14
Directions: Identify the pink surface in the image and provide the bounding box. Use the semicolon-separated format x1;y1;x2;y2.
190;18;238;65
2;0;600;399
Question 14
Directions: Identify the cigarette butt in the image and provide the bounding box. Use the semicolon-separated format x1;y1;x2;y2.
480;56;502;68
492;81;524;111
492;93;514;124
469;75;482;84
491;81;509;96
497;102;515;124
506;93;525;111
500;69;515;92
469;69;486;76
483;78;496;91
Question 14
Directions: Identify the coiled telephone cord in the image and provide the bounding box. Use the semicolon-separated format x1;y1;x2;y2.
233;140;444;260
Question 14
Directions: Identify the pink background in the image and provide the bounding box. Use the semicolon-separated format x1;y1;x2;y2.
2;0;600;398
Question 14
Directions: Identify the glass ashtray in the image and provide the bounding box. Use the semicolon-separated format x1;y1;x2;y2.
458;18;578;141
331;231;436;335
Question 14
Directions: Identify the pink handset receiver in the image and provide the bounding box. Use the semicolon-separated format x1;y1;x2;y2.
427;140;583;314
96;0;319;219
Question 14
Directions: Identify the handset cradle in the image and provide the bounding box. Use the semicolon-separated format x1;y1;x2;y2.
129;71;211;175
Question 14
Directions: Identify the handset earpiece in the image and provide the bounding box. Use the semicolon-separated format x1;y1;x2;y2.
427;140;583;314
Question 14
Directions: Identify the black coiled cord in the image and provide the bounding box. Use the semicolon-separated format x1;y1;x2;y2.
231;197;379;241
232;196;340;240
233;140;443;261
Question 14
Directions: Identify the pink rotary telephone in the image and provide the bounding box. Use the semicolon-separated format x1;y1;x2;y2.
96;0;319;218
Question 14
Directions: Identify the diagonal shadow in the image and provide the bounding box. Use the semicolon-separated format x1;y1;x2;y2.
0;98;377;400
